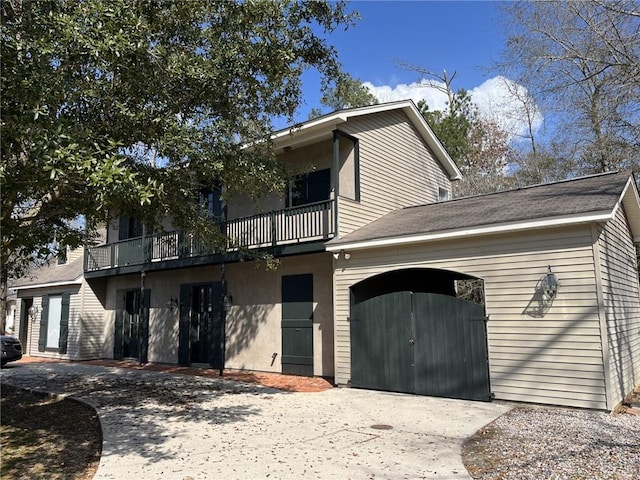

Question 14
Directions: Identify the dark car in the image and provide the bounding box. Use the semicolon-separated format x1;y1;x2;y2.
1;335;23;366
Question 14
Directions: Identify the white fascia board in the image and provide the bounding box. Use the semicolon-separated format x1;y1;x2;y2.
14;277;83;291
271;114;347;145
618;176;640;242
326;211;614;252
271;103;413;148
272;102;412;143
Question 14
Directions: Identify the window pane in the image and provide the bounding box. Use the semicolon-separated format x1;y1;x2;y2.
199;188;223;218
46;295;62;349
128;217;143;238
290;168;331;207
290;176;306;206
307;169;331;203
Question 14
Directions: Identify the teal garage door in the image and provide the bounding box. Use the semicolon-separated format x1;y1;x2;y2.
350;291;491;401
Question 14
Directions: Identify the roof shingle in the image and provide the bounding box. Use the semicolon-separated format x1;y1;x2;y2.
328;170;631;247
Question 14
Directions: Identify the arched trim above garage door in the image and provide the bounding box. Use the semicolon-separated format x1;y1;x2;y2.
350;267;481;304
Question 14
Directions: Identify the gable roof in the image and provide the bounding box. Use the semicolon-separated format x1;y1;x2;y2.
327;170;640;251
271;100;462;181
10;255;84;291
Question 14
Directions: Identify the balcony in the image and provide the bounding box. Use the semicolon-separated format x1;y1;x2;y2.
85;200;335;273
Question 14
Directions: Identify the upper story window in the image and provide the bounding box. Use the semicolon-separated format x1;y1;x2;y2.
287;168;331;207
56;246;67;265
438;187;451;202
199;187;223;219
118;216;143;240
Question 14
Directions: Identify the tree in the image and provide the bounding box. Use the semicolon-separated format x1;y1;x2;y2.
308;72;378;118
497;1;640;176
418;91;474;166
459;118;515;196
1;0;356;332
418;91;513;197
511;143;578;187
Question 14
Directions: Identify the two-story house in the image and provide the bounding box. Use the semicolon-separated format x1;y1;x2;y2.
13;100;640;411
80;100;461;379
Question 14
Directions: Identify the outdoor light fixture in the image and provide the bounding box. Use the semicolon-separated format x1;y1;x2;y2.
541;265;559;301
333;250;351;260
28;305;40;322
166;297;178;312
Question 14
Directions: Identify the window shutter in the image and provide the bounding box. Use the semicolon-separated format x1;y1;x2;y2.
113;290;125;360
38;296;49;352
58;293;70;354
140;289;150;364
178;284;192;366
118;216;129;241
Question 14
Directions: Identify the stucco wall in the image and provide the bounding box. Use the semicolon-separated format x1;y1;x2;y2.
103;253;334;376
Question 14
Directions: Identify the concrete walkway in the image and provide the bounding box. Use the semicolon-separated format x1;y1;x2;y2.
1;362;512;480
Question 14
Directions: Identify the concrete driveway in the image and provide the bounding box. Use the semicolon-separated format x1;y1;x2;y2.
1;362;511;480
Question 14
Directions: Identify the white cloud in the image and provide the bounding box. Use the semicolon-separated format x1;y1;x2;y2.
470;76;544;141
364;76;543;142
363;80;450;112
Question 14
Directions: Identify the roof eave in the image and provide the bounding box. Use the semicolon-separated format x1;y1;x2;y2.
270;101;462;181
326;211;614;252
13;276;83;291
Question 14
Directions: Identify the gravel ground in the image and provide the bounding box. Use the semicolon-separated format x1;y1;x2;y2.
463;405;640;480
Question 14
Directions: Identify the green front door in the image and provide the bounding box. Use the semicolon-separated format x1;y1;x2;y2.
123;290;140;359
281;274;314;376
114;289;149;363
178;282;224;368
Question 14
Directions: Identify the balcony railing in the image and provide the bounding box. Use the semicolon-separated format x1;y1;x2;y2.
85;200;335;272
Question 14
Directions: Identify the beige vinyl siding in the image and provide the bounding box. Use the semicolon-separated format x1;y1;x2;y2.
338;197;380;239
78;279;107;359
67;289;82;359
336;110;452;237
597;206;640;408
17;285;82;360
333;225;608;409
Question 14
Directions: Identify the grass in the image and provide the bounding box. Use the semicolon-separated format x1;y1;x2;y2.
0;383;101;480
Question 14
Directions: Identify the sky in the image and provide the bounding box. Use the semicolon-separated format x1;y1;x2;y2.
291;1;541;140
